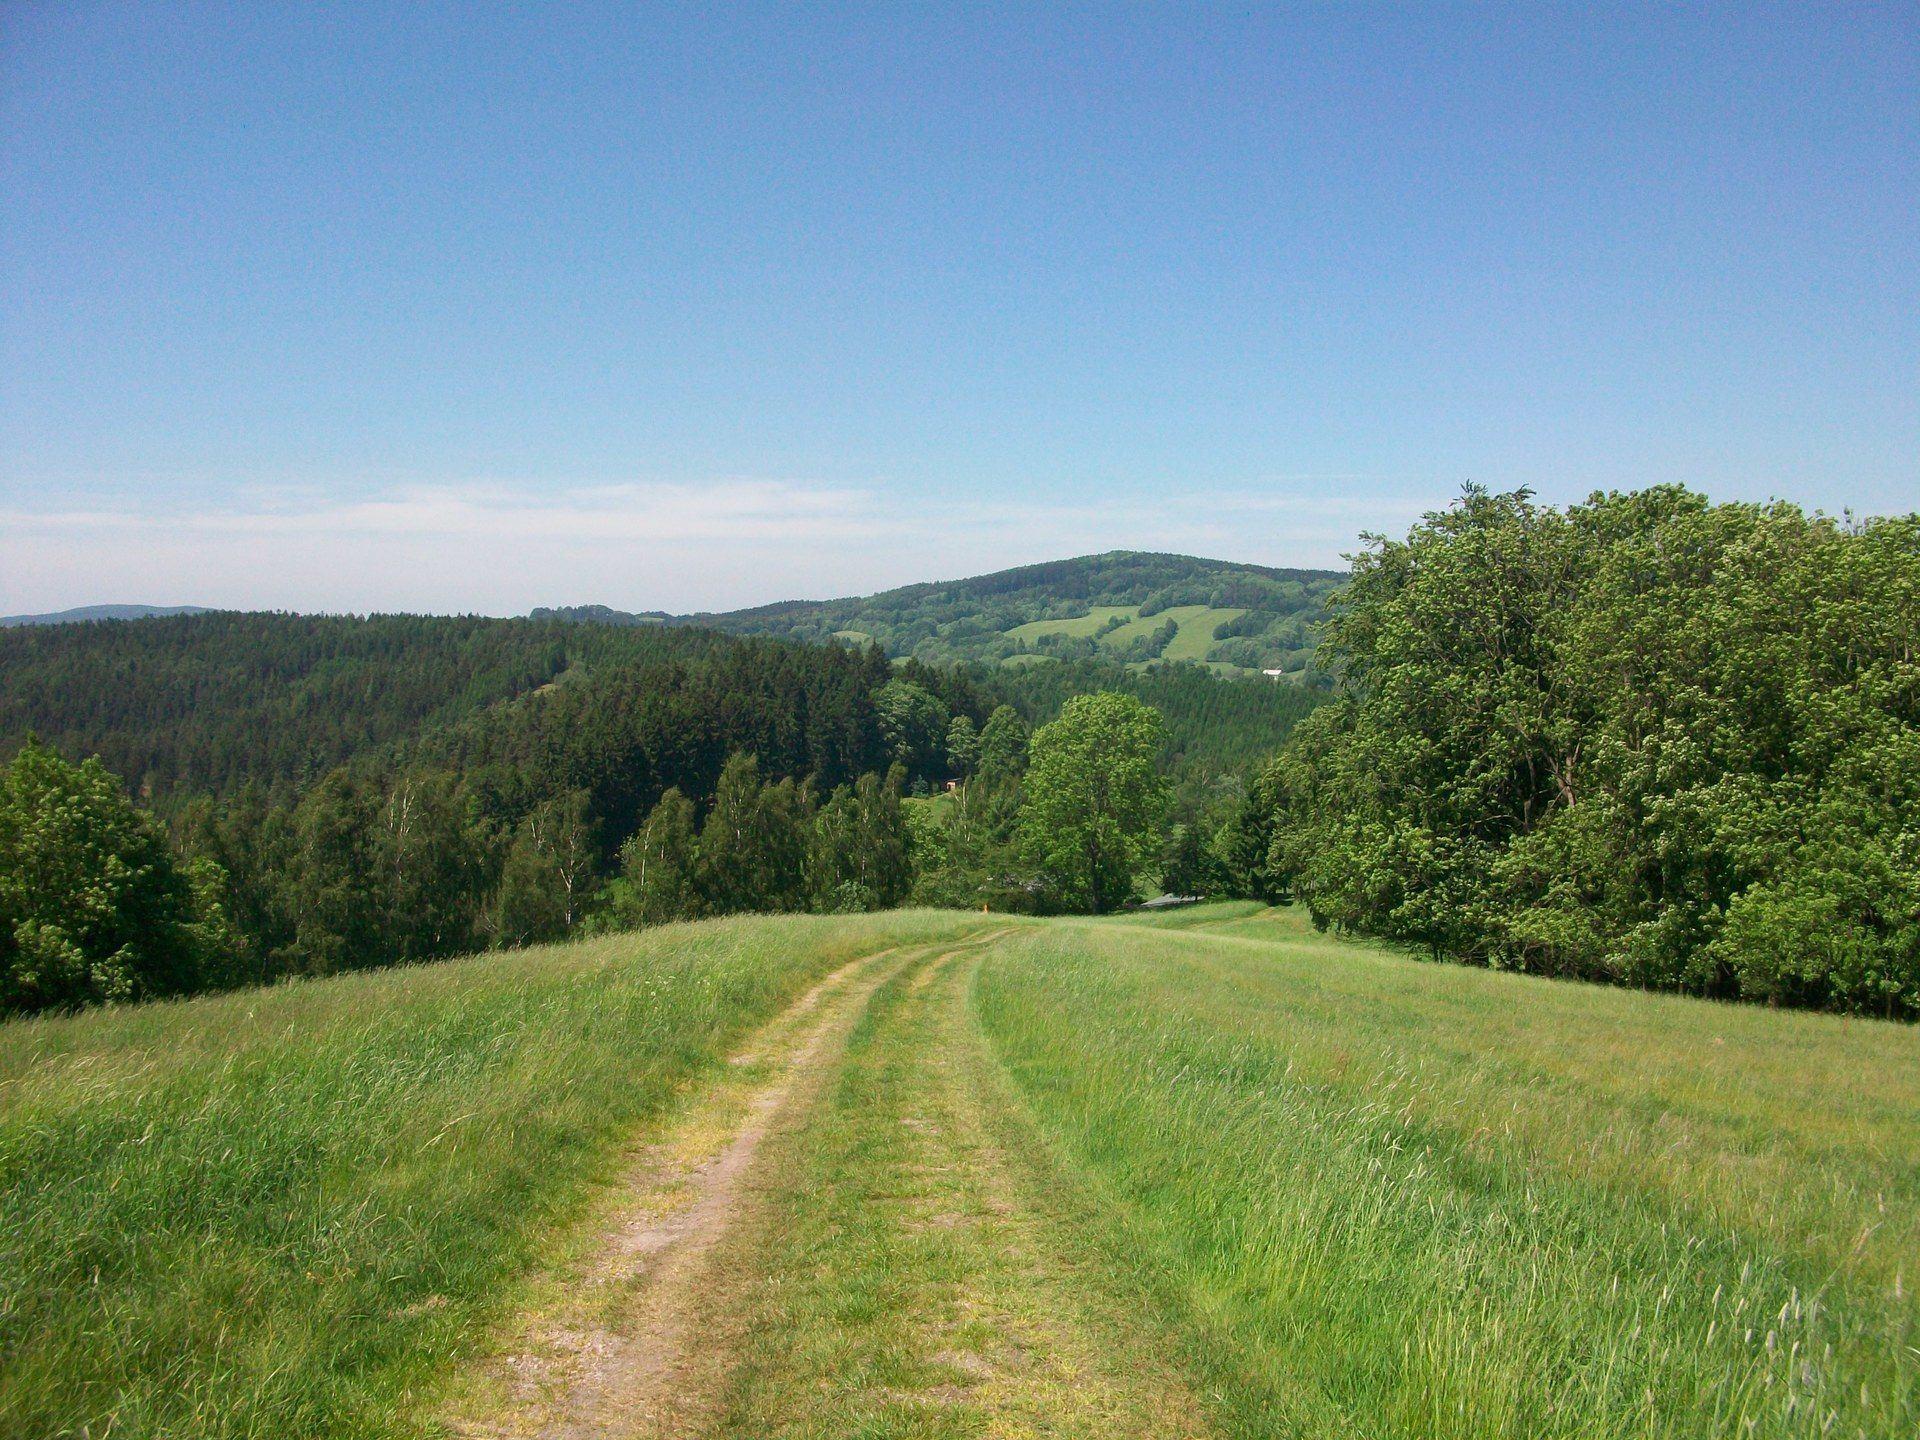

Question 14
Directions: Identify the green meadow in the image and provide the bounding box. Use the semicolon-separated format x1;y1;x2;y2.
0;912;981;1439
979;906;1919;1438
1004;602;1248;662
1002;603;1140;642
3;906;1913;1437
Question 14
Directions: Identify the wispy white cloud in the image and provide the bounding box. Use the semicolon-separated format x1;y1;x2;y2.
0;476;1445;614
4;479;891;540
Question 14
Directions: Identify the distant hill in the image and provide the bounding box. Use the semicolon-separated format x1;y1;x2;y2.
0;555;1338;805
541;551;1344;678
0;604;211;628
0;612;867;804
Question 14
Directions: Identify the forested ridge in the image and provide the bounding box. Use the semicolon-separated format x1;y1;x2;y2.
0;609;1307;809
536;549;1344;674
0;613;778;803
8;491;1918;1022
0;603;210;627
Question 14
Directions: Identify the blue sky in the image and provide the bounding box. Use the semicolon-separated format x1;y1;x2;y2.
2;2;1914;613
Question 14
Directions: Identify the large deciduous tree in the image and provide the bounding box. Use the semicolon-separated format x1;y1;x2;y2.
492;788;598;946
974;705;1031;790
874;679;951;781
808;768;913;912
0;741;220;1013
614;787;700;925
697;754;812;915
1270;484;1920;1016
1020;693;1170;912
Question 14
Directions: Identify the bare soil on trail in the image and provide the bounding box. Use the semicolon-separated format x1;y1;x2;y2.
441;928;1211;1439
441;941;929;1439
699;938;1214;1438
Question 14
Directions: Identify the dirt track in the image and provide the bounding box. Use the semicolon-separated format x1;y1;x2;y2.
442;929;1208;1439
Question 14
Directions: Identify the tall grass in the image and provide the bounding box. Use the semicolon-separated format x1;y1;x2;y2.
0;910;977;1439
975;907;1920;1439
9;902;1913;1438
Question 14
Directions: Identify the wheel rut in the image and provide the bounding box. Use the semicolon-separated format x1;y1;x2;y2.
441;925;1209;1439
441;936;985;1439
702;933;1214;1438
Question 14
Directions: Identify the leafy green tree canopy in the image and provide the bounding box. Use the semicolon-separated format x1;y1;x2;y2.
1269;484;1920;1016
974;705;1031;790
697;754;812;915
945;714;981;777
0;741;218;1013
1020;693;1171;913
614;787;700;926
874;680;951;780
808;769;912;913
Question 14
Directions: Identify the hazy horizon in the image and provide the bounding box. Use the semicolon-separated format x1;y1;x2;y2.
1;537;1363;623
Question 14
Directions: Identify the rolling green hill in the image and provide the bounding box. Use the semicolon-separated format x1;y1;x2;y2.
0;604;1320;812
537;551;1344;676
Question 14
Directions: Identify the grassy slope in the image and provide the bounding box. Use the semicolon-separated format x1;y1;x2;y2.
1160;604;1244;661
1103;603;1240;660
7;905;1916;1439
976;906;1920;1438
1003;604;1137;642
0;910;980;1440
1005;603;1245;665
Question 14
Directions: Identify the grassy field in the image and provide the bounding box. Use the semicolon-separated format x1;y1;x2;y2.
3;905;1915;1437
1109;602;1244;661
0;911;983;1439
1003;604;1138;643
977;907;1920;1438
1003;603;1244;666
902;789;956;822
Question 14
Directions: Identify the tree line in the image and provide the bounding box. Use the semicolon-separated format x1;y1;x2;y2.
1214;485;1920;1018
2;681;1173;1015
0;606;1320;1013
19;491;1905;1021
0;609;1316;812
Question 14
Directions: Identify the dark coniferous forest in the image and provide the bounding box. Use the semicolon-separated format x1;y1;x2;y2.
0;599;1314;1013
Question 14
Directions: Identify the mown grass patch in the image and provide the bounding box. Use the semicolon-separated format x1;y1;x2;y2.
1109;899;1271;930
903;790;957;824
1002;604;1138;644
0;910;979;1440
975;909;1920;1438
1106;604;1244;662
1001;604;1247;666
